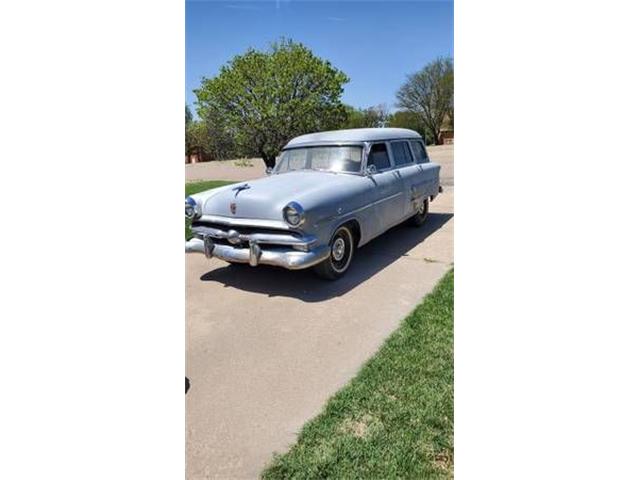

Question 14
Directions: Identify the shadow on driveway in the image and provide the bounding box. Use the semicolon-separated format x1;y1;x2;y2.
199;213;453;302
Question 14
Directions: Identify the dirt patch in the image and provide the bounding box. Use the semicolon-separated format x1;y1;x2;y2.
339;414;382;439
433;450;453;473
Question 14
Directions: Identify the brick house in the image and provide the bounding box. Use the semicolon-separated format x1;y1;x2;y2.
438;114;454;145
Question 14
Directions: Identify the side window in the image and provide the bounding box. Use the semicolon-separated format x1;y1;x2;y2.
409;140;429;164
391;141;413;166
367;143;391;170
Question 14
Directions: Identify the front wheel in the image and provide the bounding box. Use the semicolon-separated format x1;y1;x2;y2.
313;225;355;280
410;198;429;227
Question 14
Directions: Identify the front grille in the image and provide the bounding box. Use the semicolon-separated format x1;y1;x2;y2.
191;221;292;237
191;221;305;249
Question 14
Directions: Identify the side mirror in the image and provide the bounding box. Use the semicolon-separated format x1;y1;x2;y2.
366;164;377;176
265;167;273;175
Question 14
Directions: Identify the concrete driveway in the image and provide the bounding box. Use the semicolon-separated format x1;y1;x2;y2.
186;148;454;479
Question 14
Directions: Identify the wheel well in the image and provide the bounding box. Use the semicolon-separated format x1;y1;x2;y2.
340;219;361;248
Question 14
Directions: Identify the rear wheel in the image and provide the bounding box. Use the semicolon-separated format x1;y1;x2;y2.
313;225;355;280
410;198;429;227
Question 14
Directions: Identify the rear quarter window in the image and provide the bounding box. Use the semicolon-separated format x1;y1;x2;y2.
409;140;429;163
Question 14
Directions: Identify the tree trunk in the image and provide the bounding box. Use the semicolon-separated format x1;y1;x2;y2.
262;154;276;169
431;127;441;145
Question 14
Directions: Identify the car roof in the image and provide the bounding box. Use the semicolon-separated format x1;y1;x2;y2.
284;128;422;148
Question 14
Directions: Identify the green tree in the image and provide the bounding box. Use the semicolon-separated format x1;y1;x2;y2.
388;110;435;145
202;109;241;161
396;57;453;145
185;121;209;160
185;105;193;156
194;39;349;168
343;104;389;129
186;118;240;162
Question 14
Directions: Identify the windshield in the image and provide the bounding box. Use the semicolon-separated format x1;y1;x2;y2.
275;146;363;174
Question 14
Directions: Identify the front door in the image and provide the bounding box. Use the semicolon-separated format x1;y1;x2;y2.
366;142;406;234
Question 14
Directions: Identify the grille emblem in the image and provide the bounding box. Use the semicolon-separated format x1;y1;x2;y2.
230;202;237;214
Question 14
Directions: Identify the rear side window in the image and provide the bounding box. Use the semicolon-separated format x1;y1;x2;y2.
367;143;391;170
409;140;429;163
391;141;414;166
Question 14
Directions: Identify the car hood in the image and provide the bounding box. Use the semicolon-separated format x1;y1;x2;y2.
199;171;369;224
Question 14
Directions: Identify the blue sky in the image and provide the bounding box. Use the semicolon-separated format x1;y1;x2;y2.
186;0;453;114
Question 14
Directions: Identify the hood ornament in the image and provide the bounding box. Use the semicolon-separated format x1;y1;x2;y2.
230;183;250;214
232;183;251;197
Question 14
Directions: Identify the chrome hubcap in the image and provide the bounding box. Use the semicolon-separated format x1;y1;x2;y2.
419;202;426;214
332;238;346;261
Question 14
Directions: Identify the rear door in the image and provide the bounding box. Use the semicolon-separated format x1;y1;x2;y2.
389;140;423;217
408;139;440;198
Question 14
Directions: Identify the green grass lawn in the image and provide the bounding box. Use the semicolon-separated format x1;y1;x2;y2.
262;269;454;480
185;180;237;239
185;180;236;197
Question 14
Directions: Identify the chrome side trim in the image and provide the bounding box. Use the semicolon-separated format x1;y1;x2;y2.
341;191;403;218
315;190;404;227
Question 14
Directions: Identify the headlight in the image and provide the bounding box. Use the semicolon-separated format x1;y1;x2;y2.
283;201;305;227
185;197;201;219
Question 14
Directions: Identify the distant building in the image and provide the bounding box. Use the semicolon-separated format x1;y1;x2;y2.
186;152;205;164
438;113;454;145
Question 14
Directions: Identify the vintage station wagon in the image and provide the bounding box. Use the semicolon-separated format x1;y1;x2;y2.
185;128;441;279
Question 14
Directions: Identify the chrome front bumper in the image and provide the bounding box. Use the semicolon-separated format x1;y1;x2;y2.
185;224;329;270
185;237;330;270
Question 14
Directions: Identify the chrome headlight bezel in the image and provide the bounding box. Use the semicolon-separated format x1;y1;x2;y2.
283;201;305;227
185;196;201;220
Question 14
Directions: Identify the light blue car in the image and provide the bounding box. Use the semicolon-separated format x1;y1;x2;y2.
185;128;441;279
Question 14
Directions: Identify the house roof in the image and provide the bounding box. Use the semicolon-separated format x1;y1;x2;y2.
285;128;422;148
